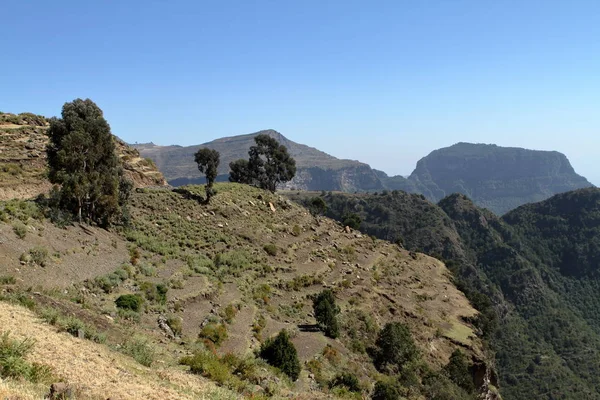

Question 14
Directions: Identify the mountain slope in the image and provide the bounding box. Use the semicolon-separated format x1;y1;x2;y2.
290;188;600;399
0;112;167;201
0;182;495;399
408;142;593;214
135;130;384;191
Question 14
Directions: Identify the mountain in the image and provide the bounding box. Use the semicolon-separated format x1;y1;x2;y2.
135;133;593;215
134;130;384;191
406;142;593;214
288;187;600;399
0;112;167;200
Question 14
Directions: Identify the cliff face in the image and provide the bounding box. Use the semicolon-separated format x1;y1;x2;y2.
135;130;385;191
0;112;167;200
408;142;593;214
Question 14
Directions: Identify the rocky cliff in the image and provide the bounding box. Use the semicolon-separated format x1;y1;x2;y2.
405;142;593;214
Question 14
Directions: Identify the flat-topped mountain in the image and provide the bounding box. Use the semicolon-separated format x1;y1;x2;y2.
134;130;384;191
406;142;593;214
135;131;593;214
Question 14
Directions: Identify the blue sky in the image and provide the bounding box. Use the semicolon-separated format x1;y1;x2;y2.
1;1;599;183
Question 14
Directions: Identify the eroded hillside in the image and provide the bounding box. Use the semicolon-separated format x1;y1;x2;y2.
0;183;495;399
0;112;167;201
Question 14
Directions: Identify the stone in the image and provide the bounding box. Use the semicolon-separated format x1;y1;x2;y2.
269;202;276;212
48;382;73;399
345;226;351;234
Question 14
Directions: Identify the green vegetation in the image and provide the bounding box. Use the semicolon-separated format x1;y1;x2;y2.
199;323;228;347
259;330;300;380
115;294;144;312
0;331;53;383
194;148;220;202
372;322;419;374
46;98;131;225
312;289;340;338
263;243;278;256
329;372;361;392
119;336;155;367
12;221;27;239
229;133;296;192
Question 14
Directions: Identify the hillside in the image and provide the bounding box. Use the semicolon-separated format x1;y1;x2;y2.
406;142;593;214
0;183;496;399
0;112;167;201
288;187;600;399
134;130;384;191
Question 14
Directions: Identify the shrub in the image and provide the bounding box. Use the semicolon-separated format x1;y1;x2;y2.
292;224;301;236
372;379;402;400
140;282;168;304
342;213;361;230
199;323;228;347
263;243;278;256
180;351;237;387
0;276;16;285
12;222;27;239
28;246;48;267
120;337;155;367
166;315;183;337
0;331;53;383
259;330;300;380
373;322;419;373
444;349;475;393
115;294;143;312
329;372;361;392
313;289;340;338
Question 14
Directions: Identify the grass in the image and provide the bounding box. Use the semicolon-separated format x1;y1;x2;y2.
119;336;156;367
38;307;106;344
0;331;53;383
0;276;16;285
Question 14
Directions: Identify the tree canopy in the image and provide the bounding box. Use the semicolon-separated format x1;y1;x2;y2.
46;98;130;225
229;134;296;192
194;148;220;201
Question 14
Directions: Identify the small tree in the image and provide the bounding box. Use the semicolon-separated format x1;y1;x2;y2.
46;98;130;225
373;322;419;373
343;213;361;230
194;148;220;202
310;196;327;216
313;289;340;338
259;330;301;380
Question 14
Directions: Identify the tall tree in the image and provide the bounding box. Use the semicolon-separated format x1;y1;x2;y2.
46;98;130;225
313;289;340;338
194;148;220;202
248;134;296;192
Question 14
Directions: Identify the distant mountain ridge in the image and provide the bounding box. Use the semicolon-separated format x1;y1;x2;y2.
134;129;384;191
134;131;594;214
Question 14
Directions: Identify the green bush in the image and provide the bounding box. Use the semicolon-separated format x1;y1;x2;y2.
28;246;48;267
342;213;361;230
263;243;278;256
12;222;27;239
0;331;53;383
373;322;419;373
329;372;361;392
313;289;340;338
259;330;300;380
444;350;475;393
372;379;402;400
0;276;16;285
166;315;183;336
180;351;239;387
120;337;155;367
140;282;168;304
199;323;228;347
115;294;143;312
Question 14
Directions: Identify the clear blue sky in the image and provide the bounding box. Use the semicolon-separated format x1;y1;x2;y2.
1;1;599;184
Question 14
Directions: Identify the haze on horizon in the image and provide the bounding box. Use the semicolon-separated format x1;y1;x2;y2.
1;1;599;185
